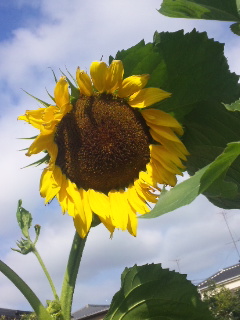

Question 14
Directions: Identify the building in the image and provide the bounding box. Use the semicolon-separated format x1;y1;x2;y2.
198;263;240;294
72;304;109;320
0;308;31;319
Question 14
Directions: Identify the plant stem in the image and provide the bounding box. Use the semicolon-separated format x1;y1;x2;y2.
0;260;52;320
32;247;59;301
60;232;88;320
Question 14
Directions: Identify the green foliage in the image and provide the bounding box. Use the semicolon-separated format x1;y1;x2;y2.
225;99;240;112
16;200;32;239
203;283;240;319
158;0;240;22
20;313;38;320
13;201;41;254
114;30;239;121
183;103;240;208
104;264;213;320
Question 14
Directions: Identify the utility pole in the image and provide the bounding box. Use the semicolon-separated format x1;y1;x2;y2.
220;211;240;261
170;259;181;273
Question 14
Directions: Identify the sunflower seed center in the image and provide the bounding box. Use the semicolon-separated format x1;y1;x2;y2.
54;93;151;193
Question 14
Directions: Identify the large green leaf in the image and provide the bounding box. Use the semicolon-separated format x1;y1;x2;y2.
113;30;239;121
158;0;240;22
104;264;213;320
144;142;240;218
183;103;240;208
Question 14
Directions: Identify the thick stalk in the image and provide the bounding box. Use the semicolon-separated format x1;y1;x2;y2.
0;260;52;320
60;232;88;320
32;247;59;301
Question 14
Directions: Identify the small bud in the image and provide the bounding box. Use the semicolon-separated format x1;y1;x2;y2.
12;238;34;255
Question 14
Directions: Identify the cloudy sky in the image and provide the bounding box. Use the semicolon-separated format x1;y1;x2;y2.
0;0;240;313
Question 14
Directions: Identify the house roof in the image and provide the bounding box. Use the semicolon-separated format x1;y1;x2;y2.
198;263;240;290
0;308;31;318
72;304;109;320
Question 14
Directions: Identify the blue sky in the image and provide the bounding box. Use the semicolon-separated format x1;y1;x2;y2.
0;0;240;313
0;2;43;41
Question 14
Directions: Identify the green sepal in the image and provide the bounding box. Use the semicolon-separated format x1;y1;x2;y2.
59;68;80;104
46;300;63;320
48;67;58;83
45;87;55;103
16;200;32;239
34;224;41;244
18;135;38;140
104;264;213;320
12;238;34;255
21;154;50;169
91;214;101;228
22;89;51;107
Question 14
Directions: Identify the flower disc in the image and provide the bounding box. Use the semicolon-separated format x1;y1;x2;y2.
54;93;151;193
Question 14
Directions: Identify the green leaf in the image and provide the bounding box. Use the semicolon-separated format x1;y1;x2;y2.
158;0;240;22
230;22;240;35
114;30;239;121
224;98;240;111
183;102;240;209
104;264;213;320
144;142;240;218
16;200;32;238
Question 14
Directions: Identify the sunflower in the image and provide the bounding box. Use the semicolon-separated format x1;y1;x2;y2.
18;60;188;238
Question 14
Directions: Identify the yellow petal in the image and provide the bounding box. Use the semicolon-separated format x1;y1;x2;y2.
66;180;82;217
45;168;62;203
126;185;149;215
148;160;177;186
141;109;184;135
80;189;93;234
134;180;159;203
118;74;150;98
88;189;110;219
74;214;87;238
129;88;171;109
54;77;70;109
105;60;124;93
150;125;181;143
138;171;157;187
40;169;53;198
18;108;46;129
150;146;183;175
90;61;108;93
26;133;55;156
98;215;115;234
76;67;93;96
56;174;68;213
127;209;138;237
152;134;189;160
108;190;129;230
151;145;185;169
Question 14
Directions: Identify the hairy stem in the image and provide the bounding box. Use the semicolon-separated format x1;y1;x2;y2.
0;260;52;320
33;247;59;301
60;232;88;320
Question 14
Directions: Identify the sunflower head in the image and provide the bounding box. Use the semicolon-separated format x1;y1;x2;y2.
18;60;189;238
